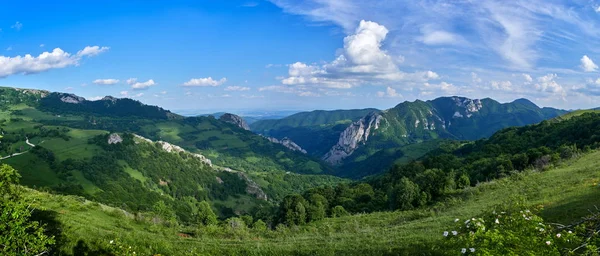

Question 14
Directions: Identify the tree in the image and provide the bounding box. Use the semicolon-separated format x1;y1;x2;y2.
196;201;218;226
152;200;176;225
306;194;327;222
331;205;348;218
0;164;55;255
279;194;307;226
389;177;421;210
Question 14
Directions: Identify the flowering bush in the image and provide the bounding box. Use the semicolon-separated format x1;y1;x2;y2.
441;205;584;255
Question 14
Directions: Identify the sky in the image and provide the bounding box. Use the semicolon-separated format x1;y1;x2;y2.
3;0;600;113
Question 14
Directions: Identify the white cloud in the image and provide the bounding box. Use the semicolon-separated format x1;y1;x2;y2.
132;93;144;98
77;46;110;57
281;20;439;89
183;77;227;87
127;78;156;90
120;91;128;96
93;79;119;85
580;55;598;72
471;72;482;83
224;86;250;91
522;74;533;84
39;44;45;48
534;74;563;93
0;46;108;78
491;81;513;91
421;81;459;95
160;91;167;94
377;86;403;98
420;26;465;46
64;87;74;91
5;47;12;51
11;21;22;31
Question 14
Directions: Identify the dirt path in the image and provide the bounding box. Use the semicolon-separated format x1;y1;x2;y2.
0;137;35;161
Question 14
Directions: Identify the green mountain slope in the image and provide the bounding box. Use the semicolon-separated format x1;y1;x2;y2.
0;86;347;221
327;97;568;178
250;108;379;156
17;144;600;255
1;87;334;175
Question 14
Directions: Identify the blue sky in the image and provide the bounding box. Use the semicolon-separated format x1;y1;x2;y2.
3;0;600;112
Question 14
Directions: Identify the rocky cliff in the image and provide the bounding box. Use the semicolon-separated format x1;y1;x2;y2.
266;137;307;154
322;112;383;165
219;113;250;130
132;134;213;166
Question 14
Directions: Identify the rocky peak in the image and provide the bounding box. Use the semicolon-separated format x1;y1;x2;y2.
219;113;250;130
108;133;123;144
101;96;118;103
322;112;383;165
452;97;483;118
60;94;86;104
266;136;307;154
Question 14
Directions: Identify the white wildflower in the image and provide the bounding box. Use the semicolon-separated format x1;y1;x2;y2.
455;218;460;222
568;231;573;234
110;240;114;244
539;228;545;232
461;248;467;254
495;218;499;224
546;241;551;245
452;231;458;236
525;209;530;213
470;248;475;253
556;233;561;238
443;231;449;237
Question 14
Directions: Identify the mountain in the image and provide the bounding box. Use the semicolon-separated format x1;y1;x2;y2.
250;108;379;157
0;86;346;219
12;110;600;255
219;113;251;130
253;96;567;178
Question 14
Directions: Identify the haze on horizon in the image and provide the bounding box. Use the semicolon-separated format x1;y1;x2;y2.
2;0;600;111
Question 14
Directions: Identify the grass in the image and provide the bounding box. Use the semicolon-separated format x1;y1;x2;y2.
71;170;103;194
3;153;60;188
41;129;105;161
23;150;600;255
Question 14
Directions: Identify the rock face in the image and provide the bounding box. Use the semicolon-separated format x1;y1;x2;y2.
266;137;307;154
322;112;383;165
219;113;250;130
108;133;123;144
132;134;213;167
452;97;483;118
60;94;86;104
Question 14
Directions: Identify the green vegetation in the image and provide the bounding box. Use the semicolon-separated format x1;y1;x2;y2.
0;164;54;255
251;108;379;156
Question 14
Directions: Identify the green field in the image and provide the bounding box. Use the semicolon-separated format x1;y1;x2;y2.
22;149;600;255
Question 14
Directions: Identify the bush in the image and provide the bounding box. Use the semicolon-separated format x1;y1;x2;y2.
0;164;55;255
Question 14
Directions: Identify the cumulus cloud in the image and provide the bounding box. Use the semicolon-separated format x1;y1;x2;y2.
280;20;439;89
0;46;109;78
581;55;598;72
93;79;119;85
491;81;513;91
77;46;110;57
183;77;227;87
377;87;403;98
224;86;250;91
522;74;533;84
127;78;156;90
120;91;128;96
534;74;563;93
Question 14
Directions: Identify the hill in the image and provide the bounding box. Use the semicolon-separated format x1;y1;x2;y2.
326;97;568;177
15;142;600;255
0;87;334;175
250;108;379;157
0;86;347;221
